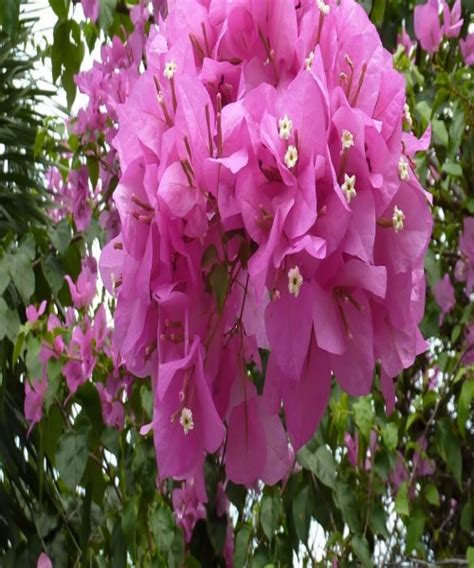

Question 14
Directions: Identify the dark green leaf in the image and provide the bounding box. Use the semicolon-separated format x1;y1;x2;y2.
111;520;127;568
55;429;89;490
209;263;229;313
2;0;20;35
352;535;372;567
233;525;251;568
10;252;35;304
394;481;409;516
42;253;65;295
297;445;336;489
149;505;175;551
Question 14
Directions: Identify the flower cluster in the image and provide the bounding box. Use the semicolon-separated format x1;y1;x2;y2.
24;257;130;432
100;0;432;491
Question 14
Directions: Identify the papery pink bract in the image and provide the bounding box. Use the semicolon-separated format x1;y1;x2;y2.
37;552;53;568
433;273;455;323
460;33;474;66
81;0;99;22
65;256;97;309
26;300;47;323
414;0;443;54
441;0;463;38
25;376;48;432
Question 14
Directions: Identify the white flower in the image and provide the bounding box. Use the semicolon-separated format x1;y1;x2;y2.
341;129;354;150
398;156;410;181
284;145;298;169
163;60;177;80
392;205;405;232
288;266;303;298
278;114;293;140
179;407;194;434
341;173;357;203
403;103;413;128
317;0;330;15
305;51;315;70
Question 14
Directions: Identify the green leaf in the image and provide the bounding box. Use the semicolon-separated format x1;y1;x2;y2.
149;505;175;551
335;480;361;533
1;0;20;35
432;119;449;147
467;547;474;568
451;323;462;344
99;0;118;30
25;335;42;379
297;445;336;489
436;419;462;488
42;253;65;295
260;493;281;542
111;520;127;568
201;244;218;269
48;219;72;253
4;308;20;341
370;0;385;25
233;526;251;568
352;535;372;567
0;299;8;340
424;483;440;507
461;502;472;533
34;128;46;159
442;160;463;177
49;0;69;20
369;503;388;537
12;328;25;366
87;156;99;189
458;380;474;437
207;513;227;555
80;484;92;561
381;423;398;451
55;429;89;490
292;484;312;542
121;496;138;546
209;263;229;313
44;359;63;412
394;481;410;516
0;256;10;294
353;397;373;439
10;252;35;304
406;510;425;554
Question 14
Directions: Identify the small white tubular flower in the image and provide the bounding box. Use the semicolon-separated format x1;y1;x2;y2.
288;266;303;298
163;60;177;80
278;114;293;140
403;103;413;128
179;407;194;435
305;51;315;71
341;173;357;203
341;129;354;150
317;0;330;15
392;205;405;232
284;145;298;169
398;156;410;181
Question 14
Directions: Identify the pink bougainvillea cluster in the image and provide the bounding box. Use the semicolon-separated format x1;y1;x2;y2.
97;0;433;497
24;258;131;432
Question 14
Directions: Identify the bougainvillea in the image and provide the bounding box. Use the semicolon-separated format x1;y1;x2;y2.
99;0;433;493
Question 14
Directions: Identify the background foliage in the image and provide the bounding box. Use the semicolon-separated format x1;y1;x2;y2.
0;0;473;566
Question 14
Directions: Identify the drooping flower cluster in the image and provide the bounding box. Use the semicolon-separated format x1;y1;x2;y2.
100;0;432;490
24;258;130;432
